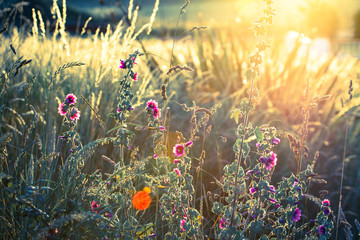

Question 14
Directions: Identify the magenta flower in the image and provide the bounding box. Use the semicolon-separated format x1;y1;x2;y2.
131;57;137;65
250;187;258;194
219;218;228;229
246;170;254;175
259;156;267;163
185;141;193;147
119;59;126;69
256;142;261;148
180;219;186;232
318;225;326;235
146;99;158;109
173;144;185;157
174;168;181;176
152;107;161;119
58;102;67;116
293;179;299;187
269;185;276;193
323;207;330;215
133;72;138;81
69;108;81;121
265;151;277;170
174;159;181;164
91;201;100;213
322;199;330;206
272;137;280;145
105;212;113;218
269;198;276;203
291;208;301;222
153;153;158;159
117;108;121;113
65;93;77;104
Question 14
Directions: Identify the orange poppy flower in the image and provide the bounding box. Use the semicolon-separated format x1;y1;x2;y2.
132;187;151;210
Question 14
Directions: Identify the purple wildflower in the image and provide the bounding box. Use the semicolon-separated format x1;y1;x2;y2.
250;187;258;194
272;137;280;145
246;170;254;175
256;142;261;148
293;179;299;187
269;198;276;203
259;156;267;163
323;207;330;215
185;141;193;147
291;208;301;222
174;159;181;164
65;93;77;104
269;185;276;193
264;151;277;170
119;59;126;69
318;225;326;235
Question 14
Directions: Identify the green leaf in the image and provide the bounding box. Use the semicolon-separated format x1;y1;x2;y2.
255;127;264;141
242;142;250;158
231;108;242;124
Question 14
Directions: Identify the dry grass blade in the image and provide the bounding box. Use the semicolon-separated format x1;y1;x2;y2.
190;26;208;32
48;61;85;88
167;65;193;75
81;95;106;130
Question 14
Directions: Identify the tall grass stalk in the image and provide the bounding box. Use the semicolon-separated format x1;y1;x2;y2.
336;92;352;240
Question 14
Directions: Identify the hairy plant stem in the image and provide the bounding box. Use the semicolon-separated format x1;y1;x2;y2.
229;75;255;228
335;111;349;240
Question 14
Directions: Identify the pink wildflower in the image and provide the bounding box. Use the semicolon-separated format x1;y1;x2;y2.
250;187;258;194
265;151;277;170
174;168;181;176
219;218;228;229
322;199;330;206
69;108;81;121
65;93;77;104
152;107;161;119
58;102;67;116
91;201;100;213
185;141;193;147
272;137;280;145
174;159;181;164
133;72;138;81
119;59;126;69
146;99;158;109
173;144;185;157
181;219;186;232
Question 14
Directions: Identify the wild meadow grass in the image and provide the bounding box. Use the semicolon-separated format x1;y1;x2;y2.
0;0;359;239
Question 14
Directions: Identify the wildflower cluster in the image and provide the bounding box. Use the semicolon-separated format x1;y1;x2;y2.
146;99;161;123
115;50;142;123
57;93;80;126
